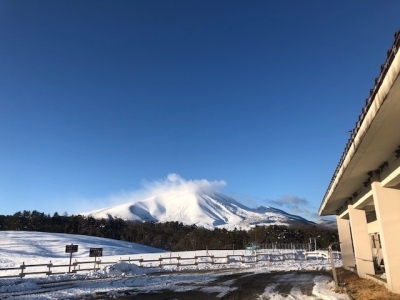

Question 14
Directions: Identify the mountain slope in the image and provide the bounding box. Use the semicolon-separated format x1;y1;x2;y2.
84;191;315;230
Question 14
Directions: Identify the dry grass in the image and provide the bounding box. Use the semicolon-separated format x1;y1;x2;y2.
326;268;400;300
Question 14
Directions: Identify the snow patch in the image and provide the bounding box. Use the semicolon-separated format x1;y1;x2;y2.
101;261;158;276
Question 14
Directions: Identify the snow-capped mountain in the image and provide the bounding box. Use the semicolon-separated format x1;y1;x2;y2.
83;191;315;230
315;218;337;229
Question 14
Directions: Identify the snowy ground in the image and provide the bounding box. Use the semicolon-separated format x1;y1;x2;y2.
0;231;349;299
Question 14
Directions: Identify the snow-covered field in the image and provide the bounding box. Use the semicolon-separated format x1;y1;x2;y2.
0;231;349;299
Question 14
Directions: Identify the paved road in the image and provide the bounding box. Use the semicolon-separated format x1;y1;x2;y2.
115;271;332;300
2;270;336;299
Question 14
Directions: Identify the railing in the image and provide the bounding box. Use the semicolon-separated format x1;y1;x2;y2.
0;250;340;279
260;243;316;251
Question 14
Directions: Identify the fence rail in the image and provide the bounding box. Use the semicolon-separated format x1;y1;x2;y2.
0;250;340;279
259;243;318;251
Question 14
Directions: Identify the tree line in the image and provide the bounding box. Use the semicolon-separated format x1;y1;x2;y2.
0;210;339;251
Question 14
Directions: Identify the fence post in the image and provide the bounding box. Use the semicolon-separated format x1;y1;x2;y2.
329;245;338;288
74;259;77;272
20;262;25;278
47;260;52;275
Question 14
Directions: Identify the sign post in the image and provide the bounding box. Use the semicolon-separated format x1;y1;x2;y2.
89;248;103;271
65;244;78;273
328;243;339;288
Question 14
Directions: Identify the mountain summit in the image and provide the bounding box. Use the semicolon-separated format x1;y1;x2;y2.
84;190;314;230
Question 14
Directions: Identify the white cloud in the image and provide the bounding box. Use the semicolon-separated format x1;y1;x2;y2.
140;173;226;196
73;173;226;214
266;195;320;221
267;195;309;207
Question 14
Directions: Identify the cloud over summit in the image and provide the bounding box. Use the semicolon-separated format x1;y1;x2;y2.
141;173;227;195
76;174;227;214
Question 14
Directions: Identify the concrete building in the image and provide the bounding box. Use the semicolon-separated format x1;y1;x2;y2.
319;31;400;294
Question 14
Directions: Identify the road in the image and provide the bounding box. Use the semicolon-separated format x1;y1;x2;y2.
2;270;338;299
114;271;332;300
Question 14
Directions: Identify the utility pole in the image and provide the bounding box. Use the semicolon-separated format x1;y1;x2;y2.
309;238;317;251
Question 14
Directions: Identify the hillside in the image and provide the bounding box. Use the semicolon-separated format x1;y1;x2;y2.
0;231;163;266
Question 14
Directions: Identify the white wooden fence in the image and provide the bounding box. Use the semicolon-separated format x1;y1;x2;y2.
0;250;339;279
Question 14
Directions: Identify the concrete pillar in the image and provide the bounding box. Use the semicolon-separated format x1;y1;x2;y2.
348;205;375;278
336;216;354;268
371;181;400;293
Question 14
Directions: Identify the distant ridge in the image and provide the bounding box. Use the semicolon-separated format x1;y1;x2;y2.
315;218;337;229
83;190;315;230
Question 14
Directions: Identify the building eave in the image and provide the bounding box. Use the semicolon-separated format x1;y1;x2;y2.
319;31;400;216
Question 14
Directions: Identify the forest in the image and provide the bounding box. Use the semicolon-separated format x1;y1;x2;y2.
0;210;339;251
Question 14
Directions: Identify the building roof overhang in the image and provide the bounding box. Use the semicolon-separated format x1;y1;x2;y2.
319;31;400;216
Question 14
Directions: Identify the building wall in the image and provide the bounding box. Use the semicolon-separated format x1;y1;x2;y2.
367;220;379;234
336;217;354;269
336;177;400;293
371;180;400;293
348;205;375;278
323;31;400;294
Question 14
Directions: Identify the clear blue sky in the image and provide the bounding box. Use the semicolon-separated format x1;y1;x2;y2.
1;1;399;220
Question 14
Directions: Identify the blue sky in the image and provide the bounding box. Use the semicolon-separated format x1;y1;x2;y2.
1;1;399;220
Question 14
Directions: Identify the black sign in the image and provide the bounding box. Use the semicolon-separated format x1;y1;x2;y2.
89;248;103;257
65;245;78;253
